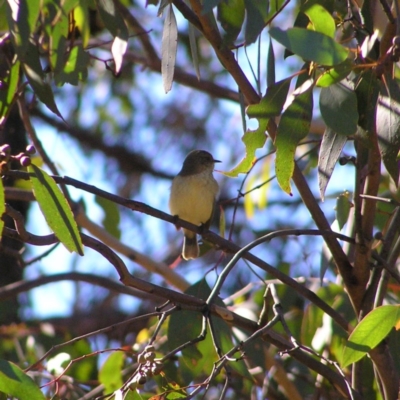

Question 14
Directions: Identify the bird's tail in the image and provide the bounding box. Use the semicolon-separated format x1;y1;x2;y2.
182;234;199;260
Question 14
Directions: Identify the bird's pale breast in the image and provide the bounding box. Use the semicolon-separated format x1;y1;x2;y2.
169;171;218;225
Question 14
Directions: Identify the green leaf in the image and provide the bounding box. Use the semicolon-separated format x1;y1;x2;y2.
320;82;358;136
95;195;121;239
0;59;20;126
0;177;4;238
28;164;84;255
0;359;46;400
168;280;216;380
318;128;347;201
244;0;267;44
275;78;314;194
96;0;128;39
218;0;245;45
44;1;69;72
376;75;400;186
23;43;63;118
335;191;351;230
247;78;291;119
269;27;349;66
222;119;267;177
267;38;275;87
202;0;222;14
316;59;353;87
341;305;400;368
188;14;200;80
5;0;40;57
55;45;90;86
302;3;335;37
162;5;178;93
99;351;125;394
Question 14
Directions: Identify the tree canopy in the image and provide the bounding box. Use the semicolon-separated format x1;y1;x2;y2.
0;0;400;399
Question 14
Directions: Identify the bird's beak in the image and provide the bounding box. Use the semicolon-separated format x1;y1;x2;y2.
214;159;221;163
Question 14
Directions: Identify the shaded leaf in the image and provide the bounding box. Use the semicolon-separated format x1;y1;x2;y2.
376;75;400;186
341;305;400;368
95;195;121;239
5;0;40;56
28;164;84;255
267;38;275;87
162;5;178;93
275;78;314;194
0;59;20;126
244;0;267;44
320;82;358;136
188;16;200;80
96;0;128;39
202;0;222;14
247;78;291;119
23;43;63;118
0;177;4;237
269;27;349;66
335;191;352;230
0;359;46;400
318;128;347;200
218;0;245;45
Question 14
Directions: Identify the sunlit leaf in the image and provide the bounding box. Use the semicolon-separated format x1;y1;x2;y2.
0;359;46;400
302;3;335;37
376;75;400;186
275;77;313;194
341;305;400;368
320;82;358;136
318;128;347;200
222;119;267;177
112;36;128;75
55;45;90;86
28;164;84;255
99;351;125;394
269;27;349;66
162;5;178;93
316;59;353;87
73;2;90;47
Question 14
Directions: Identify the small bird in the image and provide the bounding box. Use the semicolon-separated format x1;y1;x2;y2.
169;150;220;260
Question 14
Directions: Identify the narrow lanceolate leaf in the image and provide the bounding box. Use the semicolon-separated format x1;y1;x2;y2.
318;128;347;200
320;82;358;136
0;177;4;238
269;27;349;66
376;75;400;186
5;0;41;57
341;305;400;368
335;191;352;230
0;59;20;126
111;36;128;75
162;5;178;93
188;18;200;80
28;165;84;255
275;79;314;194
0;359;46;400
